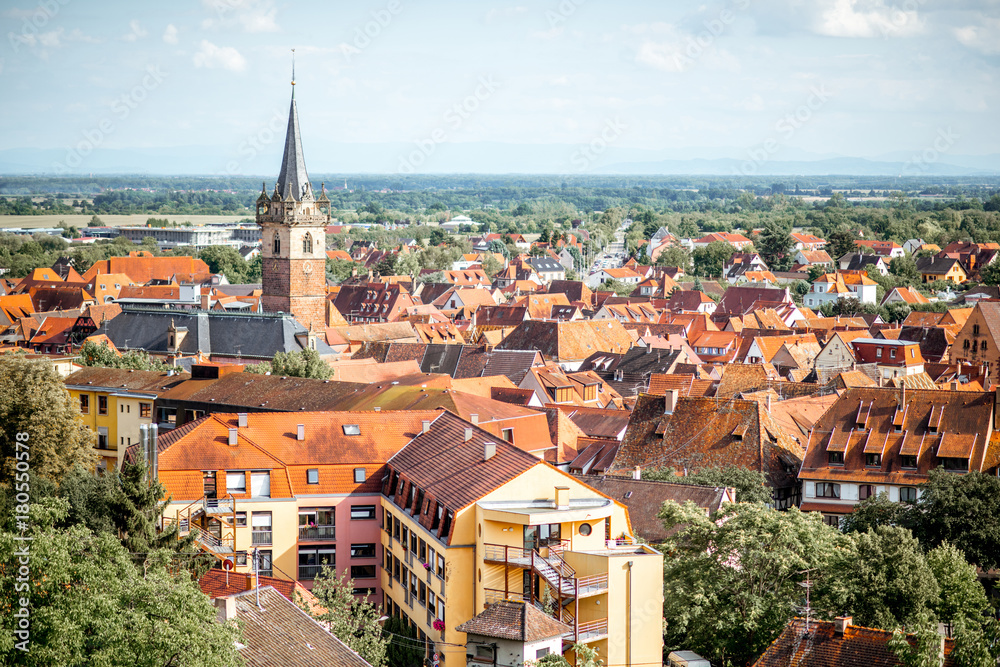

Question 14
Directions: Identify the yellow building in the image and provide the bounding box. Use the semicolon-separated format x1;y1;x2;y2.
380;411;663;667
64;367;188;471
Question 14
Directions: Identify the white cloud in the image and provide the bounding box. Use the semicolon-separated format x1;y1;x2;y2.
201;0;279;33
122;19;148;41
739;94;766;112
635;40;689;73
163;24;179;45
550;75;570;86
485;6;528;21
813;0;925;38
953;18;1000;55
193;40;247;71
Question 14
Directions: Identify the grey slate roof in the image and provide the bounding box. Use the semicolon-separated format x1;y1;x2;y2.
276;93;313;201
526;257;564;273
100;306;332;359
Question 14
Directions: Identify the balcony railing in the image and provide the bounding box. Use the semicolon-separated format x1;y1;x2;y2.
251;530;272;545
299;525;336;540
299;564;335;580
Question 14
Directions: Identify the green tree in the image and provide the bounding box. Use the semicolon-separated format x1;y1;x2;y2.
198;245;252;283
658;502;844;667
428;228;446;246
0;500;243;666
573;643;604;667
0;356;95;488
979;261;1000;286
915;469;1000;570
828;526;939;630
926;542;989;628
79;340;168;371
486;239;510;260
598;279;634;297
840;492;916;535
383;615;423;667
756;220;793;271
87;214;104;227
692;241;734;277
827;227;857;260
643;465;772;504
888;610;946;667
655;245;691;272
889;254;920;283
247;348;333;380
374;253;399;277
326;257;357;284
305;570;388;667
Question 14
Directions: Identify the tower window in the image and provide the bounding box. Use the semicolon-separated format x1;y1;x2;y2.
273;234;281;254
303;233;313;254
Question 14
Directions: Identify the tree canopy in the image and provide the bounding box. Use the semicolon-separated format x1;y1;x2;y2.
246;348;333;380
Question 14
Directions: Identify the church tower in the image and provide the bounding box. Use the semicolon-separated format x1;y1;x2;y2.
257;58;330;331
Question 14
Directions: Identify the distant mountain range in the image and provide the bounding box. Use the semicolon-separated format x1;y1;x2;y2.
1;144;997;176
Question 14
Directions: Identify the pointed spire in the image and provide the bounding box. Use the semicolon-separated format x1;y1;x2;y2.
275;49;312;203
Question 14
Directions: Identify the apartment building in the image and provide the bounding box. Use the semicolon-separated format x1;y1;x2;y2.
64;367;191;471
379;411;663;667
137;410;440;603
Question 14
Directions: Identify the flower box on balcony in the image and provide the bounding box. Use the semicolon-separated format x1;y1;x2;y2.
432;619;445;632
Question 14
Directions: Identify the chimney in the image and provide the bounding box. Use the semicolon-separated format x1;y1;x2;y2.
664;389;679;415
464;427;473;442
555;485;569;509
238;413;248;428
374;406;381;412
470;413;479;425
766;393;772;412
245;572;257;590
296;424;305;441
421;419;431;434
484;442;496;461
834;616;852;635
951;381;958;391
215;596;237;623
633;466;641;480
228;428;238;446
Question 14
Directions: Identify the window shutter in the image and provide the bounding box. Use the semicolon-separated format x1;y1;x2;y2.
251;472;271;497
804;482;815;498
843;484;859;501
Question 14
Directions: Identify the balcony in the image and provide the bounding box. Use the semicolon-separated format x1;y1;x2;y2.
299;525;336;541
251;530;272;545
299;564;335;580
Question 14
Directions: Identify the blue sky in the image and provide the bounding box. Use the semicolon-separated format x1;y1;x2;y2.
2;0;998;173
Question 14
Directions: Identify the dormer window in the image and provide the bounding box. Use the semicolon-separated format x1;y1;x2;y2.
865;453;882;467
828;451;844;465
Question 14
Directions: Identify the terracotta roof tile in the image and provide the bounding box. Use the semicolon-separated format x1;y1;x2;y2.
456;600;570;641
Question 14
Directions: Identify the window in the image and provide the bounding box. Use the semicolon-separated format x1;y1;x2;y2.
579;523;593;536
973;324;980;335
226;472;246;494
900;486;918;502
98;395;108;415
418;539;427;563
409;572;418;597
475;645;495;662
890;348;896;359
393;517;400;540
418;580;426;605
354;467;366;483
80;395;89;414
235;511;247;526
235;551;247;566
865;453;882;467
536;648;551;659
901;455;918;469
393;557;401;581
343;424;361;435
501;428;514;443
203;471;217;498
964;340;971;349
436;554;445;577
353;587;376;596
351;543;376;558
299;508;336;540
97;427;109;450
273;233;280;254
299;547;336;580
876;347;882;358
822;515;841;528
828;451;844;465
859;485;876;500
303;233;313;254
942;458;969;472
139;402;151;418
351;565;377;580
251;512;272;545
351;505;376;520
257;550;272;577
307;468;319;484
816;483;841;499
250;471;270;497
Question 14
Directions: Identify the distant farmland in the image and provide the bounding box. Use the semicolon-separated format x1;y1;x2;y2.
0;214;252;229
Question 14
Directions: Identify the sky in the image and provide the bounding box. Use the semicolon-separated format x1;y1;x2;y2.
1;0;999;174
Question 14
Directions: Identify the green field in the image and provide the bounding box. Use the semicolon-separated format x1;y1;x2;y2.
0;214;252;229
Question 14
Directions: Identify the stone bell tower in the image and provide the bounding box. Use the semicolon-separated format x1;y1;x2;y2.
257;56;330;331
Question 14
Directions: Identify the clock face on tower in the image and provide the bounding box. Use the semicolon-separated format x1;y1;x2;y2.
303;261;313;274
270;259;280;273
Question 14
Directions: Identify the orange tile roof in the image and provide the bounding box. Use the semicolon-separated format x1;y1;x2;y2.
82;252;212;284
